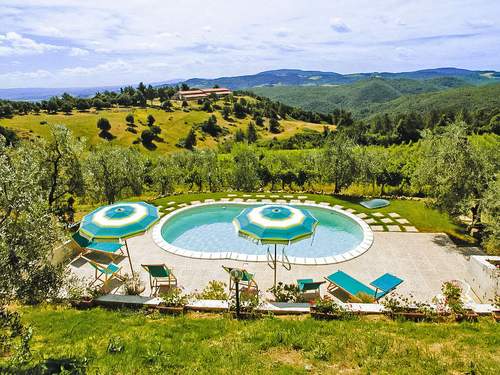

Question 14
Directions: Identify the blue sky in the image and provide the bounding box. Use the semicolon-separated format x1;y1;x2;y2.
0;0;499;88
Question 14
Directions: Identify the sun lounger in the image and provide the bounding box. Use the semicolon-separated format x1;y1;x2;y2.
141;264;177;296
325;270;403;301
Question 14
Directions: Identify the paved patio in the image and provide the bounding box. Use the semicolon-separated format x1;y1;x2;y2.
69;229;483;303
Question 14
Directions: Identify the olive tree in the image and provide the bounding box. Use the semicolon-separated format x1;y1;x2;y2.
320;132;358;194
85;146;145;204
0;138;63;304
153;155;182;196
39;125;84;208
413;121;496;232
231;144;260;191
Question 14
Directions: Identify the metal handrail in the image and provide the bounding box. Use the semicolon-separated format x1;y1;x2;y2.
281;247;292;271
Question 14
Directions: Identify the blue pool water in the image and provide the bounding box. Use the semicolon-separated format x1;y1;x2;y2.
160;204;364;259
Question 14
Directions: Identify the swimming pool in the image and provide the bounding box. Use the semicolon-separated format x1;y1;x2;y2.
152;202;373;265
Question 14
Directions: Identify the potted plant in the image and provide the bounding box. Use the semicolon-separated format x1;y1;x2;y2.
311;296;353;320
123;272;146;296
158;287;190;314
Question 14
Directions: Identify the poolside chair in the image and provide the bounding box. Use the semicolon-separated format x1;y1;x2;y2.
325;270;403;302
82;256;124;288
141;264;177;296
72;232;124;261
222;266;258;294
297;279;325;301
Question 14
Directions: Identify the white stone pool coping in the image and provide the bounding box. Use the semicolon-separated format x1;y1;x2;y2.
152;201;374;265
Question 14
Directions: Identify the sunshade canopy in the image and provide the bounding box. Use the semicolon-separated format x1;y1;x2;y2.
233;205;318;244
79;201;160;240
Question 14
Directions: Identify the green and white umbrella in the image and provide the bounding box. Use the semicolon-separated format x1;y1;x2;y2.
78;201;160;272
233;205;318;287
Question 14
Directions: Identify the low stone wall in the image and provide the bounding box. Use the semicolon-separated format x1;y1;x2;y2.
466;256;499;303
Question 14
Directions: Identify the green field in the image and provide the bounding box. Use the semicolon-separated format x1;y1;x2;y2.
0;99;328;153
6;306;499;374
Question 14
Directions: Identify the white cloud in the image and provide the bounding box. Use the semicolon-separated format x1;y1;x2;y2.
329;17;351;33
0;69;52;81
466;20;493;29
0;31;62;56
69;47;89;56
61;59;132;77
274;27;291;38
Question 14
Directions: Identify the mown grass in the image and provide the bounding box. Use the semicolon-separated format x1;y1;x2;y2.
7;305;500;374
0;99;326;154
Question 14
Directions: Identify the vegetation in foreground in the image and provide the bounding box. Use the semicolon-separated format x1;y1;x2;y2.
2;306;499;374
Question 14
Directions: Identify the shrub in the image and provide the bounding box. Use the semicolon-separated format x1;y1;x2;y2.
123;273;145;295
160;287;190;307
268;282;303;303
97;117;111;132
147;114;156;126
229;290;261;314
441;281;465;315
141;129;155;145
125;114;134;125
314;296;347;315
197;280;228;300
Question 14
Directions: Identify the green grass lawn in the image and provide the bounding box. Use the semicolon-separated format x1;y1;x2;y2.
0;100;326;154
7;306;500;374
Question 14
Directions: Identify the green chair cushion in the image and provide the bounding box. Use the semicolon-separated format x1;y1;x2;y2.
145;265;170;278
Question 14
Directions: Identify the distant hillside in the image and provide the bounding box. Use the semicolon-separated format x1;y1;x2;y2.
183;68;500;90
0;86;124;101
251;77;474;117
365;82;500;119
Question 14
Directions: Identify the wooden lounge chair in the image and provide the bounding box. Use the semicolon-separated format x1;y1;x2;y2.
82;256;124;288
222;266;258;294
141;264;177;296
325;270;403;301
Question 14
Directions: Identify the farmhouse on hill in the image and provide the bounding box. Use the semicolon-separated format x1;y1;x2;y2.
174;87;232;101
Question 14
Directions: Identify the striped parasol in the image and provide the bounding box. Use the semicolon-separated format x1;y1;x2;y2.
233;205;318;288
233;205;318;245
78;202;160;272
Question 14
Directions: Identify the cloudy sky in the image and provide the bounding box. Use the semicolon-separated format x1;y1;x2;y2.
0;0;499;88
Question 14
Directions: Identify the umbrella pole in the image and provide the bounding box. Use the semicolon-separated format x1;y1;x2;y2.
274;243;277;289
125;240;134;274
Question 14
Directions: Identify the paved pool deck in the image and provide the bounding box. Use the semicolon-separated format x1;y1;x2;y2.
69;231;483;303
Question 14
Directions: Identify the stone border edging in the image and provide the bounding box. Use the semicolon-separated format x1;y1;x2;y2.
152;201;374;265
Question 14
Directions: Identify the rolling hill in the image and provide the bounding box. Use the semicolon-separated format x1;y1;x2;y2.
0;96;329;153
183;68;500;90
251;77;483;117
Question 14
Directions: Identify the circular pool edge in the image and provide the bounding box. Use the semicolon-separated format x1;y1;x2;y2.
152;201;374;265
